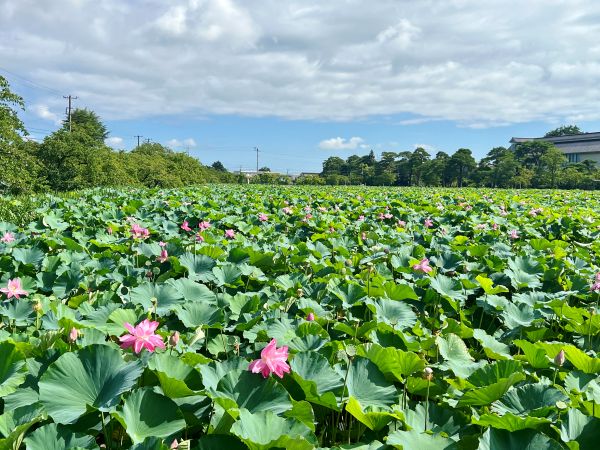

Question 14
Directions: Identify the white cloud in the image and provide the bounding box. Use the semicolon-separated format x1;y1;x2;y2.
319;136;364;150
105;136;123;147
414;143;437;154
3;1;600;126
167;137;197;148
30;104;61;125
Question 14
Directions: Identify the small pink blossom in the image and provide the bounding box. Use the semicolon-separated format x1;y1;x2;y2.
0;278;28;299
318;206;327;212
68;327;78;343
329;226;335;233
397;220;406;228
303;213;313;221
130;223;149;240
169;331;180;347
195;233;204;242
436;203;444;211
119;319;165;354
283;207;293;215
384;213;393;219
509;229;519;240
156;249;168;263
412;258;433;274
181;220;192;232
107;227;113;235
198;221;211;231
475;223;486;230
170;439;178;449
492;223;499;231
248;338;290;378
304;206;311;212
1;231;15;243
306;312;315;321
358;215;365;221
258;213;269;222
361;232;367;241
592;282;600;293
424;218;434;228
225;229;236;239
158;241;167;247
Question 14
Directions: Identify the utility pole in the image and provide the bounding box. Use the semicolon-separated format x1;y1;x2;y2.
144;138;151;144
254;147;259;173
134;135;143;148
63;95;78;132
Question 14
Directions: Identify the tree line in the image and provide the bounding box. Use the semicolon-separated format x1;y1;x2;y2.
0;76;234;195
318;130;599;189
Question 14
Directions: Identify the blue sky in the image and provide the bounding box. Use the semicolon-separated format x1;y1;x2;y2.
3;0;600;173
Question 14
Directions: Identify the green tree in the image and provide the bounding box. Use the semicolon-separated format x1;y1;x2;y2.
514;140;555;169
447;148;476;187
0;75;27;145
258;166;271;172
211;161;227;172
408;147;430;185
62;108;109;144
539;147;567;188
544;125;582;137
322;157;346;176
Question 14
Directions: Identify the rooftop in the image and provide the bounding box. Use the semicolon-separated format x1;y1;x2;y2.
510;131;600;144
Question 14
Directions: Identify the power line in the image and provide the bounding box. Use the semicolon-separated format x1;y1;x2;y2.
0;66;63;95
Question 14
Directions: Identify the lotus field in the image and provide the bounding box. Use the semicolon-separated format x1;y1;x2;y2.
2;186;600;450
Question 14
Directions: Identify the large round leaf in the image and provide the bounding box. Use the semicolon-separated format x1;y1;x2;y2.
24;423;99;450
113;388;186;444
345;357;398;408
39;344;143;423
0;341;26;397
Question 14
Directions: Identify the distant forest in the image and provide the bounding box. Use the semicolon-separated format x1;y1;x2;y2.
1;75;598;193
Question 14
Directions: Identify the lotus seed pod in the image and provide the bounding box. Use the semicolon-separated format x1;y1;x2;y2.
33;301;42;313
554;349;565;367
296;288;303;297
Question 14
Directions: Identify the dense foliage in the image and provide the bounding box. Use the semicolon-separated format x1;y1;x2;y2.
321;143;599;189
0;76;235;195
1;185;600;449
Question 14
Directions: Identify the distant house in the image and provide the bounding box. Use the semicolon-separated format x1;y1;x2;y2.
510;132;600;164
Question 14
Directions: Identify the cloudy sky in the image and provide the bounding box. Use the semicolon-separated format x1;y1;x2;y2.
2;0;600;172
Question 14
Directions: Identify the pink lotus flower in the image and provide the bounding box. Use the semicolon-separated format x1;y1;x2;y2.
248;338;290;378
397;220;406;228
119;319;165;354
475;223;486;230
107;227;113;235
195;233;204;242
303;213;313;221
225;229;236;239
509;229;519;239
358;215;365;221
592;282;600;293
384;213;393;219
492;223;499;231
318;206;327;212
198;221;211;231
157;249;168;263
181;220;192;232
283;207;293;215
412;258;433;274
306;312;315;321
1;231;15;243
258;213;269;222
68;327;78;343
424;218;434;228
0;278;28;299
361;232;367;240
158;241;167;247
304;206;311;212
131;223;149;240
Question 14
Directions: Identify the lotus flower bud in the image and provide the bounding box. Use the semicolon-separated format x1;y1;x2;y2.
423;367;434;381
306;312;315;321
554;349;565;367
68;327;78;343
296;288;303;297
33;301;42;313
169;331;180;347
170;439;178;449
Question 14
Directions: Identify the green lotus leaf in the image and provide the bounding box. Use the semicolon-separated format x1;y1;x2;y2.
24;423;99;450
357;342;425;382
436;333;485;379
230;408;316;450
290;351;343;409
0;341;27;397
39;344;143;423
113;388;185;444
344;357;398;408
386;429;458;450
478;428;563;450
